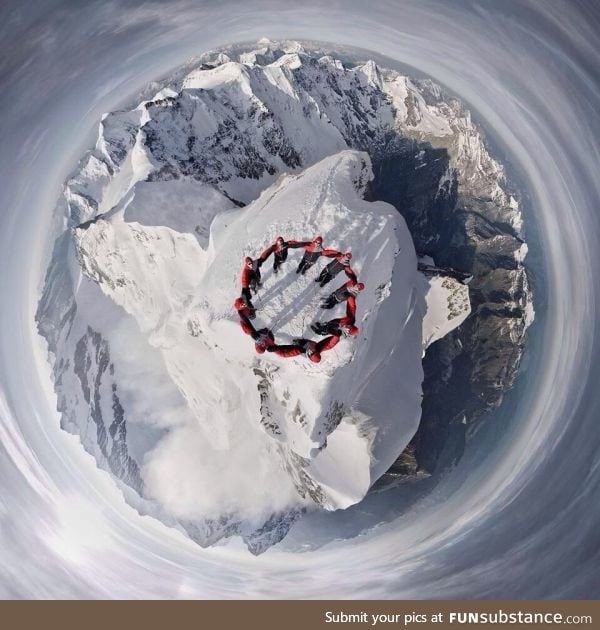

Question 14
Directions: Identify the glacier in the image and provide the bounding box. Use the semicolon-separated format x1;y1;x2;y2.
35;39;534;553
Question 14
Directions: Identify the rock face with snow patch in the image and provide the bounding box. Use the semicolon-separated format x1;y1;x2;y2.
36;40;530;551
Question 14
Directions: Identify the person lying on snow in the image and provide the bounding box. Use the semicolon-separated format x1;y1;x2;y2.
233;300;273;353
240;256;262;304
239;291;256;312
253;328;275;354
315;251;356;287
311;295;359;337
321;280;365;310
260;236;310;273
234;297;256;337
296;236;339;275
267;335;340;363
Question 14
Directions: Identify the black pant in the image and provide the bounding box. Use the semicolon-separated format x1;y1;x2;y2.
321;297;338;310
312;321;339;335
322;290;347;308
248;269;261;293
317;270;333;286
241;288;255;309
274;249;288;271
296;252;318;274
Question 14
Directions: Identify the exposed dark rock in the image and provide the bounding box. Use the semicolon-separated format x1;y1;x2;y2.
73;327;142;490
368;134;529;477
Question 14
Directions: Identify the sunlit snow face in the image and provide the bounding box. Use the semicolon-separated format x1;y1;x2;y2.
0;0;599;599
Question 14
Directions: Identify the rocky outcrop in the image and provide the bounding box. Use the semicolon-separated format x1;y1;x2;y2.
367;122;532;475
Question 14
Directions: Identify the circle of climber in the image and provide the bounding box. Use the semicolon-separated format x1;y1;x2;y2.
233;235;365;363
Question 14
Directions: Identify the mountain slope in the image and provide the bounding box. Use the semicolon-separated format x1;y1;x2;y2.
70;151;435;549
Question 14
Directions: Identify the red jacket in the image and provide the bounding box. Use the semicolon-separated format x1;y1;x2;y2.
318;299;358;334
332;279;358;301
303;336;340;359
345;295;357;322
271;345;303;358
259;243;277;261
254;330;275;354
270;335;340;360
260;239;308;260
240;261;260;288
237;307;255;336
271;336;339;359
304;241;338;255
315;335;340;354
336;321;359;337
344;266;357;283
321;254;357;282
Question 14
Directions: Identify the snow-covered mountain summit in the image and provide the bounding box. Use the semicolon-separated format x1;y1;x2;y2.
65;38;516;227
37;39;532;552
74;150;428;522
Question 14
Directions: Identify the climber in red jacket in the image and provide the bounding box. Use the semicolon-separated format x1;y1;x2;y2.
311;294;359;337
234;297;256;337
267;335;340;363
253;328;275;354
259;236;310;273
315;251;356;286
321;280;365;309
296;236;338;275
240;256;262;303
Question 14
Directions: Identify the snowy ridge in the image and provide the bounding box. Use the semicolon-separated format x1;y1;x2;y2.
73;151;425;520
64;39;523;231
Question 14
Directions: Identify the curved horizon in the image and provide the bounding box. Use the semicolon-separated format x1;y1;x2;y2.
0;0;599;598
